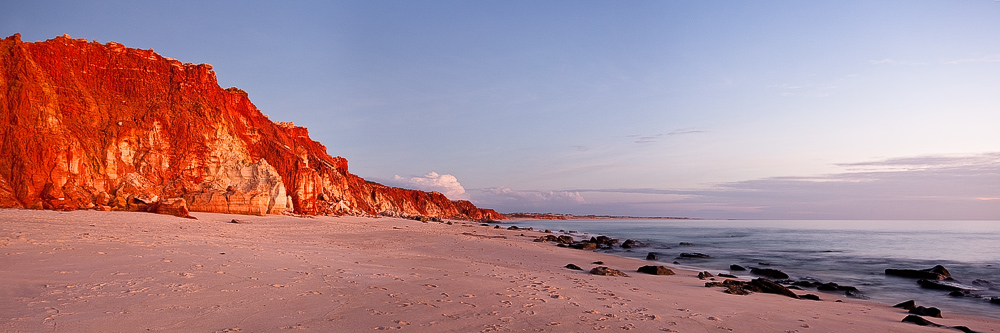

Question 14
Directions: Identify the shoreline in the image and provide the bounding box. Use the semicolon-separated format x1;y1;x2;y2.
2;209;998;332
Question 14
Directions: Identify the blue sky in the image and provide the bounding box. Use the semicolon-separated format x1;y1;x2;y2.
3;1;998;219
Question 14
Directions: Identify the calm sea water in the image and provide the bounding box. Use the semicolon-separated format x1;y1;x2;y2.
501;219;1000;319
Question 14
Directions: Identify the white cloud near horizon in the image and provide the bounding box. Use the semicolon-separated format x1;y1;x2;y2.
468;187;585;213
385;172;470;200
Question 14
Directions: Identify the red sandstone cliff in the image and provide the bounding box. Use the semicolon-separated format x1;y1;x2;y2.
0;33;502;220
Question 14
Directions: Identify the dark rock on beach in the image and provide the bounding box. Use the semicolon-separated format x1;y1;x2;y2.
705;279;752;296
900;315;978;333
565;264;583;270
570;242;598;250
645;252;659;260
589;235;619;248
750;267;789;280
535;234;574;244
909;306;943;318
902;314;939;326
886;265;951;280
799;294;821;301
592;261;603;265
729;264;747;271
698;271;714;279
705;278;799;299
590;266;628;277
637;265;675;275
751;278;800;299
894;300;916;310
718;273;738;278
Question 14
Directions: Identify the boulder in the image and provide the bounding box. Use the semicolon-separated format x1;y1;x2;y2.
646;252;659;260
750;267;789;280
885;265;951;280
677;252;711;259
570;242;598;250
697;271;714;279
590;266;628;277
565;264;583;270
908;306;943;318
621;239;643;249
729;264;747;271
894;300;916;310
799;294;821;300
705;278;799;299
589;236;619;247
155;198;191;218
637;265;675;275
750;278;799;299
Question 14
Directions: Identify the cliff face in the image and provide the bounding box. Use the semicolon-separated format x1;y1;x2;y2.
0;34;502;220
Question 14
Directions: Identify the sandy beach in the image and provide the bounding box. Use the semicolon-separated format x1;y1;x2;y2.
2;210;998;332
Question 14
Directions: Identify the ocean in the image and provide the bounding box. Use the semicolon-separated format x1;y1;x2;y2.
499;219;1000;320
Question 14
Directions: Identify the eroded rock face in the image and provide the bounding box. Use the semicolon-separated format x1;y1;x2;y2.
0;34;502;220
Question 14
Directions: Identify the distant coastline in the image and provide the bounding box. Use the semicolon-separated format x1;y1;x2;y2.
502;212;701;220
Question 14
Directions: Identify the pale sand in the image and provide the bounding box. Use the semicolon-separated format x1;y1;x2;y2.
2;210;998;332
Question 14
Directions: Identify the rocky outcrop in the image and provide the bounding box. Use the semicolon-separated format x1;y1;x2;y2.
705;278;800;299
637;265;675;275
750;267;790;280
590;266;628;277
886;265;951;280
0;34;502;220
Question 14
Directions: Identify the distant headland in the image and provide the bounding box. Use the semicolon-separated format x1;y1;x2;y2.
503;212;700;220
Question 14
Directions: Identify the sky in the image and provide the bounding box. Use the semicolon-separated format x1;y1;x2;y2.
2;1;998;219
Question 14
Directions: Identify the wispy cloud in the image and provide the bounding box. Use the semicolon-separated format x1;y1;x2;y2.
945;54;1000;64
869;58;928;66
624;129;706;144
628;134;663;144
667;128;708;136
479;153;1000;220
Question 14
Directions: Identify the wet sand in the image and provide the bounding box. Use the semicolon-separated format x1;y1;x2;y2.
2;210;998;332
